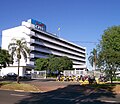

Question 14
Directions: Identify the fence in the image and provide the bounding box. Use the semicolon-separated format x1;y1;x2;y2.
31;70;46;79
63;69;87;77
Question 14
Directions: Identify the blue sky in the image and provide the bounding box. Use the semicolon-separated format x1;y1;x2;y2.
0;0;120;69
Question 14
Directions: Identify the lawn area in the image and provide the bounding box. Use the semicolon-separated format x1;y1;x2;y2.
0;81;40;92
0;81;120;94
85;83;120;94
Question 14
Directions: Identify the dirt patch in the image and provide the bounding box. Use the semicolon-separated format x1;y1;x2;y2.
38;85;66;92
112;85;120;94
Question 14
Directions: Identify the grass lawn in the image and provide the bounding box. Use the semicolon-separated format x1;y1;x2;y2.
85;83;120;94
0;81;120;94
0;81;40;92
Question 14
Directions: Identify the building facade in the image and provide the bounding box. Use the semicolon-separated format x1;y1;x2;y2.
1;19;86;76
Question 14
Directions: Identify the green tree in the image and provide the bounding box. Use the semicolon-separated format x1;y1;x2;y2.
98;26;120;83
88;48;97;70
48;57;60;72
35;58;49;71
48;56;73;72
60;56;73;70
0;49;12;68
35;56;73;74
8;38;30;83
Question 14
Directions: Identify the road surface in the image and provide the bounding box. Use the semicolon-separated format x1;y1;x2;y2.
0;79;120;104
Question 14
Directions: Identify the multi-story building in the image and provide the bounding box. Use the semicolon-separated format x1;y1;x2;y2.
1;19;86;76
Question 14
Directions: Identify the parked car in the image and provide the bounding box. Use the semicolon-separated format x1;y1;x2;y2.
3;72;18;80
20;73;31;79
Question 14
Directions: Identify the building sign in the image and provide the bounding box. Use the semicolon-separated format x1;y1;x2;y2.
28;19;46;31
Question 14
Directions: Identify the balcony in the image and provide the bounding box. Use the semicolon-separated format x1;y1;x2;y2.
30;39;85;58
30;46;52;54
30;53;47;59
30;61;34;66
22;30;35;37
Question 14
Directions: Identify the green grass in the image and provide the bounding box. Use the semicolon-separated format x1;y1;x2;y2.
0;81;40;92
112;77;120;81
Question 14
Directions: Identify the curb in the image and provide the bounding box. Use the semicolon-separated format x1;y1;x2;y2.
101;100;120;103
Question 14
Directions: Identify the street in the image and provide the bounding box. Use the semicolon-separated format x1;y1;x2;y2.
0;80;120;104
0;90;31;104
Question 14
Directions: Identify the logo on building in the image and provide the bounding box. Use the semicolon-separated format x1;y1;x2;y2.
29;19;46;31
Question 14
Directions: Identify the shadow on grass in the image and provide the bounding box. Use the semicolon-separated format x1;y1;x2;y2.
21;78;56;82
86;83;116;91
0;78;36;82
15;84;118;104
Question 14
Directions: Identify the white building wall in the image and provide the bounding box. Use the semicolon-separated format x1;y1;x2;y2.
2;26;31;66
1;67;24;77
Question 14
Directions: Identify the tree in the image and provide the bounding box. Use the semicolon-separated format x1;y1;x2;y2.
35;58;49;71
0;49;12;68
8;38;30;83
48;56;73;73
60;56;73;70
48;56;60;72
88;48;97;70
98;26;120;83
35;56;73;73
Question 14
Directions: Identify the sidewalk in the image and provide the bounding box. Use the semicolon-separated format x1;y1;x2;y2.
98;94;120;103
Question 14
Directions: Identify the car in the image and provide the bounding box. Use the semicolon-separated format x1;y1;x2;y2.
20;73;31;79
3;72;18;80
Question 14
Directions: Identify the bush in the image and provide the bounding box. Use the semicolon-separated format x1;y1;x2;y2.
112;77;120;81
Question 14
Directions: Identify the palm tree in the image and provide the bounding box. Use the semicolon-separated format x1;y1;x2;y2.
8;38;30;83
88;48;97;70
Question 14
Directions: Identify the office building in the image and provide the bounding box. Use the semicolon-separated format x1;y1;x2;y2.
1;19;86;76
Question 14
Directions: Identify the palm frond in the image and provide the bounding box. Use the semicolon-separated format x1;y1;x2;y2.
22;45;30;54
8;38;30;62
8;43;16;50
21;49;27;62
